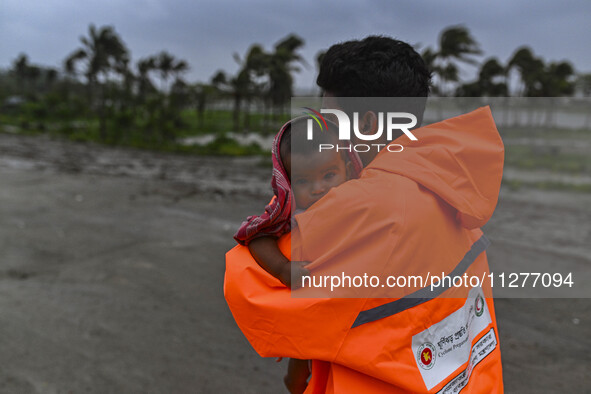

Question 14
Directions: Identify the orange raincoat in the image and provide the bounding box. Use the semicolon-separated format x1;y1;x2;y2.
225;107;504;393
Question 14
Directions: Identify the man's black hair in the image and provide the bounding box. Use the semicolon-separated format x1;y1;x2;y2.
316;36;431;127
317;35;431;98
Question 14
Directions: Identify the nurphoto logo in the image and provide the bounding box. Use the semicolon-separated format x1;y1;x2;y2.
302;107;418;153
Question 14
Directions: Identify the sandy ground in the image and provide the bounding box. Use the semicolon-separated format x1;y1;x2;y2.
0;133;589;393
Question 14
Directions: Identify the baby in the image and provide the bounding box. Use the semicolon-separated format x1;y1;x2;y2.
234;116;361;393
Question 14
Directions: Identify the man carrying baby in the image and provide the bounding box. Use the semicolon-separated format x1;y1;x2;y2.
225;35;505;393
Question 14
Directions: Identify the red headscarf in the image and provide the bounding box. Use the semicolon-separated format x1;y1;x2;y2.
234;118;363;245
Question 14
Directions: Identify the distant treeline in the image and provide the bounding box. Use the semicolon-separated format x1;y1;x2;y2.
0;24;590;148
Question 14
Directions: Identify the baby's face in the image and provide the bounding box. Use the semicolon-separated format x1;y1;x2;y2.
287;150;350;210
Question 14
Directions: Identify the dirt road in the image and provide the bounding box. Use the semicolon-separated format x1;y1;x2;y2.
0;133;589;393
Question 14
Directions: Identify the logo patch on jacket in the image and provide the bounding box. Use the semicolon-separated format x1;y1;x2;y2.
417;342;437;369
411;287;494;390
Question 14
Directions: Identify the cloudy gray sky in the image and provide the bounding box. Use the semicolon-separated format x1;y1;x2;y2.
1;0;589;90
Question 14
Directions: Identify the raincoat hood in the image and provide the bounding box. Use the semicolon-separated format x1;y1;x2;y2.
366;106;504;229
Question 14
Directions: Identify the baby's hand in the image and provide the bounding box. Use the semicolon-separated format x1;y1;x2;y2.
279;261;310;289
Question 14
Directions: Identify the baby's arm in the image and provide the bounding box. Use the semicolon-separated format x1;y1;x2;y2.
248;236;309;288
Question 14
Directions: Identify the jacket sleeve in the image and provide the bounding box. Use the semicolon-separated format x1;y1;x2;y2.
223;180;403;360
224;237;367;360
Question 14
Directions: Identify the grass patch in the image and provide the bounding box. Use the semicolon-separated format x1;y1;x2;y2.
0;109;282;157
504;145;591;174
177;109;290;136
499;126;591;140
502;179;591;193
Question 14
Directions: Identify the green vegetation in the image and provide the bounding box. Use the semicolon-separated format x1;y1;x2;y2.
422;25;584;98
503;179;591;193
0;24;303;155
1;24;590;157
175;110;289;137
499;127;591;140
505;145;591;173
0;108;283;157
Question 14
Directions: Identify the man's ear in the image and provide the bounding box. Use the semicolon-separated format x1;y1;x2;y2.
361;111;378;134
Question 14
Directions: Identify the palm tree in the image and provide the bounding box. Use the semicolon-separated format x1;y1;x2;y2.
65;24;128;98
538;61;575;127
112;57;134;109
439;63;459;96
10;54;45;97
45;68;58;90
455;57;508;123
153;51;189;94
136;57;157;102
224;44;268;132
210;69;228;99
542;61;575;96
63;51;87;115
169;78;191;129
156;52;173;93
145;52;188;141
240;44;267;131
431;26;482;96
506;47;546;97
64;24;129;140
438;26;481;63
505;47;545;126
478;58;507;96
230;68;252;132
192;82;219;129
420;47;441;95
171;60;189;84
215;35;304;132
12;54;29;94
267;34;306;115
64;49;87;91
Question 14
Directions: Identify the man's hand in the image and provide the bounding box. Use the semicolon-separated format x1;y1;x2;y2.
279;261;310;289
